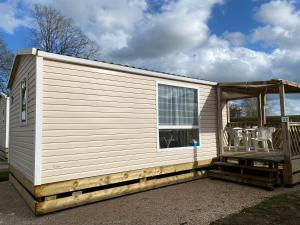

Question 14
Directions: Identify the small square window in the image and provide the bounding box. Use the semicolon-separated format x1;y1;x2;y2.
20;78;28;123
2;109;4;124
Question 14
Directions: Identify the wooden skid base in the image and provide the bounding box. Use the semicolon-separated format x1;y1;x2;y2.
9;159;212;215
36;170;206;215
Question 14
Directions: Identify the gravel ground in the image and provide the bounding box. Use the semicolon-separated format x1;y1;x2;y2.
0;161;8;171
0;178;299;225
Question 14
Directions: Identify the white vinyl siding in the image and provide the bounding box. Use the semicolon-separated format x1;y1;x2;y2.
41;59;217;184
0;96;8;159
9;55;36;182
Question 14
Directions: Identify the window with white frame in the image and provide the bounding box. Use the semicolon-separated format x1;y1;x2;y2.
157;83;199;149
20;78;28;123
2;109;5;124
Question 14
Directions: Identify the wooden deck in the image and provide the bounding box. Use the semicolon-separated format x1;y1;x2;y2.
221;151;284;163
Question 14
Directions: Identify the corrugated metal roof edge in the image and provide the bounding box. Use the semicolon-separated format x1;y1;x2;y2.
8;48;217;88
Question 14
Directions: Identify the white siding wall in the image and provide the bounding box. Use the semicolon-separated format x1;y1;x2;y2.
9;55;36;182
41;59;217;184
0;96;7;159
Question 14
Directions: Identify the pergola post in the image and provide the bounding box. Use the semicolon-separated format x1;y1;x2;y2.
279;84;286;116
261;94;267;125
257;94;263;127
217;86;224;157
226;100;230;124
279;83;292;185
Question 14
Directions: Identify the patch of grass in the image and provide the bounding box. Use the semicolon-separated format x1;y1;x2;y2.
210;191;300;225
0;171;9;182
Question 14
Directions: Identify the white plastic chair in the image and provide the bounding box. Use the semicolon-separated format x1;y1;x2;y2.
267;127;276;150
163;135;174;148
252;127;276;152
227;127;244;151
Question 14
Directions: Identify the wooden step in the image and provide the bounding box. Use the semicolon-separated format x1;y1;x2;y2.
214;162;279;173
220;152;284;163
208;170;277;190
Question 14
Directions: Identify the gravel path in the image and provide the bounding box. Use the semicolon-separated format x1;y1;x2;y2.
0;178;299;225
0;161;8;170
0;161;8;171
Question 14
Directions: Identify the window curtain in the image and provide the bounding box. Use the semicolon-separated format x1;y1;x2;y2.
158;84;198;126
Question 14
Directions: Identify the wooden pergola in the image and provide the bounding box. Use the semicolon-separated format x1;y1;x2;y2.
216;79;300;186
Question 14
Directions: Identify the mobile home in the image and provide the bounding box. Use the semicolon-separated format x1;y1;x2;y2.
8;49;300;215
0;93;9;160
8;49;218;214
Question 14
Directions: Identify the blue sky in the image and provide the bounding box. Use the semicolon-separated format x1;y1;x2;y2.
1;0;300;114
210;0;264;35
209;0;271;51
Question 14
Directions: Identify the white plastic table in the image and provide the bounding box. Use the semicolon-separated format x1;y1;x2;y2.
244;128;257;151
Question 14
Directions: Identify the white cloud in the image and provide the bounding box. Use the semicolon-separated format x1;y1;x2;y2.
117;35;272;82
110;0;222;59
254;0;299;27
250;0;300;83
252;0;300;49
222;31;246;46
0;0;31;33
267;94;300;115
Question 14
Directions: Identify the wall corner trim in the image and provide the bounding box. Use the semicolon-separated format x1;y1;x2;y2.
5;97;10;149
34;56;43;185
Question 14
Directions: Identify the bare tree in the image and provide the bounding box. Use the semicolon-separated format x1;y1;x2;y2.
0;35;14;93
32;4;99;59
241;98;258;118
229;102;242;119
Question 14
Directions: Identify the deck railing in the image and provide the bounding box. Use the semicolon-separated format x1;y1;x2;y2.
223;122;283;152
226;121;258;129
289;122;300;157
223;121;300;157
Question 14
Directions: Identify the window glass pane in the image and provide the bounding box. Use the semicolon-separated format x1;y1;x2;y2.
21;79;27;122
158;84;198;126
159;129;199;149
